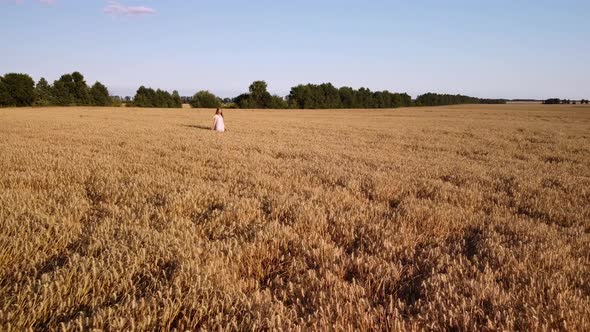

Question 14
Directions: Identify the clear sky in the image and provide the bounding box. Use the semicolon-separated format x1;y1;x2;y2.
1;0;589;99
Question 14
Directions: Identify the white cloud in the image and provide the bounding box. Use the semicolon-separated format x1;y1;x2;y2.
103;1;156;16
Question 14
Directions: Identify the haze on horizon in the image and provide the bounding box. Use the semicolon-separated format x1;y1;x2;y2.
1;0;589;100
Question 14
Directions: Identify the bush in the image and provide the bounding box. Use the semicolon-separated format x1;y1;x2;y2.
190;90;221;108
222;102;239;109
111;96;123;107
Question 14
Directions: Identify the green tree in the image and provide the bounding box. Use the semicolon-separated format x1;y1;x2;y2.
156;89;172;107
190;90;221;108
34;78;53;106
134;86;153;107
338;87;355;108
249;81;267;98
89;81;111;106
288;84;312;108
2;73;35;106
249;80;272;108
269;95;288;109
319;83;340;108
234;93;253;109
52;74;76;105
357;87;373;108
51;72;92;106
0;76;11;106
172;90;182;108
111;96;123;107
71;71;90;105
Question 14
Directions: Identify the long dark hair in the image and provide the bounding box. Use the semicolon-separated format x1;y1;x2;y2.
215;108;223;117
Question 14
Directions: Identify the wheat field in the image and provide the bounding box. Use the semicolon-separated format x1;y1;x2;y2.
0;104;589;331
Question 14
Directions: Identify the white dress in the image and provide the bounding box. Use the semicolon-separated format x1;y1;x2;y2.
213;114;225;132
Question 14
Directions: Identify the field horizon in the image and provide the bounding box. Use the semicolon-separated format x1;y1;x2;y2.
1;104;589;330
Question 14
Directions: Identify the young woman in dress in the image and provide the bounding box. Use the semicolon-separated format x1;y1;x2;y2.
212;108;225;132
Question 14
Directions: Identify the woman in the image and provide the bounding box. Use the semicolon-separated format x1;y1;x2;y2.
212;108;225;132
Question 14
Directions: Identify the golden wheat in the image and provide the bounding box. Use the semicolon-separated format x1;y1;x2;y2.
0;104;589;331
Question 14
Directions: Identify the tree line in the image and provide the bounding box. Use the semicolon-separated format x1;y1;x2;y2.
186;82;414;110
0;72;113;107
0;71;184;109
286;84;412;109
543;98;589;105
2;71;516;109
185;83;507;109
414;93;506;106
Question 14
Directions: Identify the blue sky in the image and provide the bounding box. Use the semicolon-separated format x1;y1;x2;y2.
1;0;589;99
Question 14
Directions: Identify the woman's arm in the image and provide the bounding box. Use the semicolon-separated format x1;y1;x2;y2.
212;116;217;130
